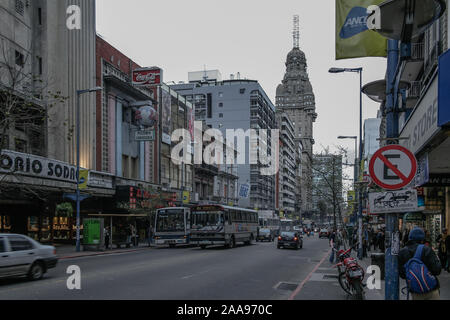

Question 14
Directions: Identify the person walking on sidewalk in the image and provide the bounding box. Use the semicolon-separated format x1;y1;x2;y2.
104;226;110;250
329;229;337;264
399;227;442;300
437;229;449;272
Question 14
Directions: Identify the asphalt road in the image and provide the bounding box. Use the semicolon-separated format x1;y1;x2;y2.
0;235;332;300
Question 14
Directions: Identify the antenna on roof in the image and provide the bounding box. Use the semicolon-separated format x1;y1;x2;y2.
203;65;208;81
293;15;300;49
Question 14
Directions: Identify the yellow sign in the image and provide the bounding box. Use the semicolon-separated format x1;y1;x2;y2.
183;191;190;204
336;0;387;60
78;170;89;190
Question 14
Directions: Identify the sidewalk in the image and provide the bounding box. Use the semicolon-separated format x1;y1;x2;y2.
359;252;450;300
54;243;154;260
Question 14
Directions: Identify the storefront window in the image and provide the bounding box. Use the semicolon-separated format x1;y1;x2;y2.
53;217;71;241
27;216;39;241
40;216;51;243
1;216;11;233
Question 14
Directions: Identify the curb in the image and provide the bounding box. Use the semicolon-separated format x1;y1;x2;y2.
58;247;153;260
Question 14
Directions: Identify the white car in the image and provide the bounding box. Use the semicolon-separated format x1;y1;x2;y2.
0;234;58;281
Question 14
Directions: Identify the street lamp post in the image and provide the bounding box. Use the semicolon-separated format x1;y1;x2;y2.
75;87;102;253
338;135;358;235
329;68;363;259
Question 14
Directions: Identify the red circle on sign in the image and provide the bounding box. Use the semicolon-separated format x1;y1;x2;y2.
369;145;417;190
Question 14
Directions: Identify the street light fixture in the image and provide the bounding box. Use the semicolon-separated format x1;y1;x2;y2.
75;86;103;253
330;67;364;259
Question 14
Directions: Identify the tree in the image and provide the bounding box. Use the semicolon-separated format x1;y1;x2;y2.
311;147;353;239
0;39;67;200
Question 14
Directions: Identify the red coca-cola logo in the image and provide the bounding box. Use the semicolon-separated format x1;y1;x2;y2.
133;68;162;86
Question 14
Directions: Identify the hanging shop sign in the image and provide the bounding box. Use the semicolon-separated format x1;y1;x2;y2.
438;49;450;126
0;150;78;184
161;89;172;145
135;129;156;142
116;186;157;210
403;212;426;222
368;188;421;214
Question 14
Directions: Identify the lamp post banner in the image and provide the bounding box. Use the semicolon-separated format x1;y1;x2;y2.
336;0;388;60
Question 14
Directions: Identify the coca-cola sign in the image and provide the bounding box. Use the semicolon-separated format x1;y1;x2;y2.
132;67;163;86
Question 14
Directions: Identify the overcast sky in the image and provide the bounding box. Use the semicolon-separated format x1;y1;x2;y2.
96;0;387;161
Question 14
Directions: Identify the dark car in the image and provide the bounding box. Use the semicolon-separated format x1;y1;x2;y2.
277;232;303;250
319;229;330;238
256;228;274;242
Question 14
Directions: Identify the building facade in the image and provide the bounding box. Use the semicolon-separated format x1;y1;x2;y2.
276;30;317;216
171;75;277;212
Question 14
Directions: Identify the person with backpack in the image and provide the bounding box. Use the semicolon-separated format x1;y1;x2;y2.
398;227;442;300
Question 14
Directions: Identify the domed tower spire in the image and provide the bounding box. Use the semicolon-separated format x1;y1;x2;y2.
293;15;300;49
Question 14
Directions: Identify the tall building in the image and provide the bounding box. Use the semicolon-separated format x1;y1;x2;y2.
276;111;298;218
276;16;317;215
171;74;277;211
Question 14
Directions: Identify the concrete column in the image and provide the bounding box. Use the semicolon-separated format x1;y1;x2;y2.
116;101;123;177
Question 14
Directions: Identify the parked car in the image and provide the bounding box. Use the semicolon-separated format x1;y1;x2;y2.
277;232;303;250
256;228;274;242
319;229;330;238
0;234;58;281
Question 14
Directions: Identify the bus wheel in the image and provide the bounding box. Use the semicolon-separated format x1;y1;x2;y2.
229;236;236;249
200;245;207;250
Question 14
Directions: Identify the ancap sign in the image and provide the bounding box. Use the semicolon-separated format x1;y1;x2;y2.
369;145;417;190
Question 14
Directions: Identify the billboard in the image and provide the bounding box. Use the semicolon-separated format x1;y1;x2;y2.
132;67;163;87
336;0;387;60
161;89;172;145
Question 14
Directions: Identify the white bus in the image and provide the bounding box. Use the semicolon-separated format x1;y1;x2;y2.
190;205;258;249
258;215;281;237
280;218;294;232
154;207;190;248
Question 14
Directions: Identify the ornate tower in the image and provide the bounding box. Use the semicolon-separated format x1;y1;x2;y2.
276;16;318;217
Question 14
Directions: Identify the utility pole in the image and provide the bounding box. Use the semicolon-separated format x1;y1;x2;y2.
385;39;400;300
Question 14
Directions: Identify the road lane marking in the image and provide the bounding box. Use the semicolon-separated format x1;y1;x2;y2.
288;248;331;300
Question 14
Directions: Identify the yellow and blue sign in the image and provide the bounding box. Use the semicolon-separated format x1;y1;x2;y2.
78;170;89;190
336;0;387;60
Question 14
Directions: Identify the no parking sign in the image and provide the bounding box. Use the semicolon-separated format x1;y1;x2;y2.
369;145;417;190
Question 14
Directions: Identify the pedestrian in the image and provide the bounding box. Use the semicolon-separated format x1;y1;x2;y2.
126;224;132;247
402;229;410;248
329;229;337;264
104;226;110;250
131;224;137;247
363;227;369;258
437;229;449;272
399;227;442;300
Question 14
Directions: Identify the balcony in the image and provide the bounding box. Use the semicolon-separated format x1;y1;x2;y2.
405;81;421;108
400;42;424;82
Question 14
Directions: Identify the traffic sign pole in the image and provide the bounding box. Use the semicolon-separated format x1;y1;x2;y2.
369;143;418;300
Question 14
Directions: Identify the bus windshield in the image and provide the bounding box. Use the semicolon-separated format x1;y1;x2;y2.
155;209;185;233
191;211;224;230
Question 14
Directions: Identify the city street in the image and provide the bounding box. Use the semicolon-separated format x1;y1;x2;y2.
0;236;338;300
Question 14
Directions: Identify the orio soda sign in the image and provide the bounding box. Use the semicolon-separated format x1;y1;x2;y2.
132;67;163;87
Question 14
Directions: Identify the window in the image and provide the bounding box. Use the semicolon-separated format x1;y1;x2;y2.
37;56;42;75
8;236;33;251
0;238;4;253
15;50;25;67
15;0;24;15
240;89;246;94
219;103;223;108
219;113;224;118
15;138;27;153
38;8;42;25
219;92;224;98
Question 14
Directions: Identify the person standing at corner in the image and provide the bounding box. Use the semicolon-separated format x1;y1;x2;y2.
399;227;442;300
329;229;337;264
